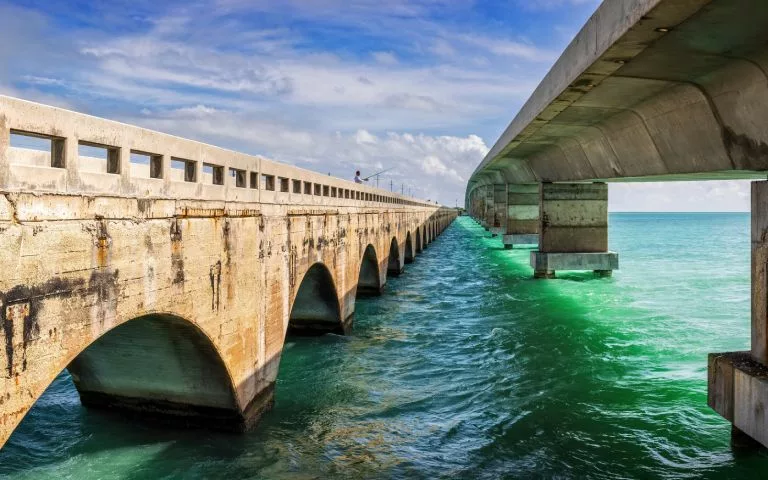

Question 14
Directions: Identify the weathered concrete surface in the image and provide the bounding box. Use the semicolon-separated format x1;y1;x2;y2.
752;181;768;364
0;96;457;448
528;182;617;278
502;234;539;250
708;351;768;448
539;183;608;254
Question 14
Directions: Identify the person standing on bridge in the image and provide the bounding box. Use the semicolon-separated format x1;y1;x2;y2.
354;171;368;184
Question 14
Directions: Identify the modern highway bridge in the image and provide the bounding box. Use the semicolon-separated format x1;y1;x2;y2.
466;0;768;449
0;96;455;448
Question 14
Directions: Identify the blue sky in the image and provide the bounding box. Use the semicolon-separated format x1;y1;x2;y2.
0;0;752;210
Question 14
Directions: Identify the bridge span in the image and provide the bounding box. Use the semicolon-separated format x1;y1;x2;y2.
466;0;768;449
0;96;456;448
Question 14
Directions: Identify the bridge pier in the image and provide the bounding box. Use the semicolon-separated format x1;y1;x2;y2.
502;184;539;250
484;185;494;231
488;184;506;237
709;181;768;449
530;183;618;279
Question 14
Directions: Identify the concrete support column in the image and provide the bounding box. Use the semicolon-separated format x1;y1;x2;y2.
530;182;618;278
471;189;482;221
709;181;768;449
503;184;539;250
489;184;507;237
483;185;494;230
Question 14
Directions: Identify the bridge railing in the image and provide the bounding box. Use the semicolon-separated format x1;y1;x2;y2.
0;96;437;208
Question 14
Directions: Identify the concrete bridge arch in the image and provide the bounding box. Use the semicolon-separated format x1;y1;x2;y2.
6;308;255;441
67;312;244;428
415;228;423;253
287;262;344;336
387;237;403;277
404;232;415;264
356;244;383;297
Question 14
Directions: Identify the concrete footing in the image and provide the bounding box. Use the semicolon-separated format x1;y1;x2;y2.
356;285;384;297
708;351;768;449
489;227;504;237
503;234;539;249
530;251;618;278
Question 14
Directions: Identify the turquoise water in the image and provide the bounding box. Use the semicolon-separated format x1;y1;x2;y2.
2;213;767;478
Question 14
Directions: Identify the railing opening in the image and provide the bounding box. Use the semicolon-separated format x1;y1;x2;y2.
9;130;65;168
230;168;246;188
171;157;197;182
292;179;301;194
79;142;120;174
130;151;163;179
279;177;289;193
250;172;258;189
262;174;275;191
304;181;312;194
203;163;224;185
314;184;321;196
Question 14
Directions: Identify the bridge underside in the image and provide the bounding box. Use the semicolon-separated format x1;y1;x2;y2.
471;0;768;188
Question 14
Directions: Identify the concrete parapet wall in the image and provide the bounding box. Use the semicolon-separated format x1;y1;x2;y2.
0;96;434;209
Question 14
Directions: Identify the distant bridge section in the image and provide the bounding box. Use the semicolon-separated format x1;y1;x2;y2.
0;96;456;448
466;0;768;449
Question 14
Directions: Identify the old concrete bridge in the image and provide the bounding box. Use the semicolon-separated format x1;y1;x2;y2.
0;96;456;448
466;0;768;449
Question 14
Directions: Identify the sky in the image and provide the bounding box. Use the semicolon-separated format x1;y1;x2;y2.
0;0;753;210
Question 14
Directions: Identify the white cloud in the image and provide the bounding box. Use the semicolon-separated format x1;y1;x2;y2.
126;106;487;204
372;51;398;65
609;181;752;212
355;129;378;144
458;34;557;62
